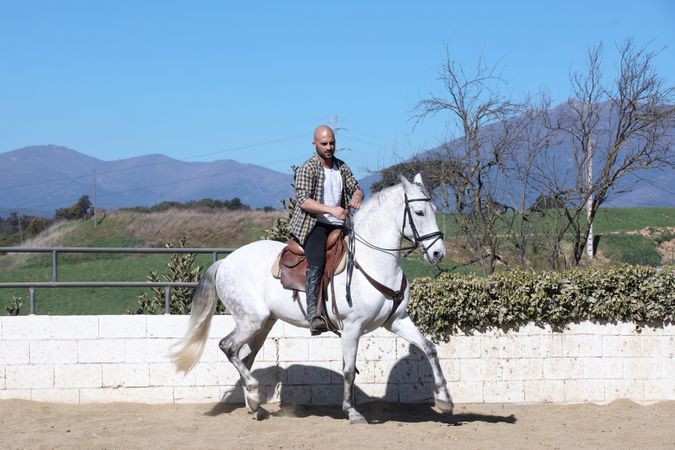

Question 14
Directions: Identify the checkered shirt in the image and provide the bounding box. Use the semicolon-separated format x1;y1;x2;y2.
289;153;361;245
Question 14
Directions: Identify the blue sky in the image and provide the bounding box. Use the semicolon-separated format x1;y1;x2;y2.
1;0;674;178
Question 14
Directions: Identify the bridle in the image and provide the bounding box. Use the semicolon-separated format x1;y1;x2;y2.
347;193;444;257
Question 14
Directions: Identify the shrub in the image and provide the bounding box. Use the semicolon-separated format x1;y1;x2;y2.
408;264;675;340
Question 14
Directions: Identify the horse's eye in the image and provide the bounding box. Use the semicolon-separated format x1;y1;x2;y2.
415;210;424;217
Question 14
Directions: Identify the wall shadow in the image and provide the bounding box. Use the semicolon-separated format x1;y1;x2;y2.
205;344;516;425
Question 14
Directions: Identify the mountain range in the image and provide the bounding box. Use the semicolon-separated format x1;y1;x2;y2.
0;145;295;217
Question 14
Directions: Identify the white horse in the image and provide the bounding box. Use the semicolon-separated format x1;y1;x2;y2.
171;174;454;423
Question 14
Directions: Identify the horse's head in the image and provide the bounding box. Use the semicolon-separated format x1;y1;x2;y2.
400;173;445;264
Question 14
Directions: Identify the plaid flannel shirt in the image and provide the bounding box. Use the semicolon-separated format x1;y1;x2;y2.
289;153;361;245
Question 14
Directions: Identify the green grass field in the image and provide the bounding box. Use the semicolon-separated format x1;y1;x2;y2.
1;207;673;315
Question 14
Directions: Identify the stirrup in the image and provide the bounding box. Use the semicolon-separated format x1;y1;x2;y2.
310;316;328;336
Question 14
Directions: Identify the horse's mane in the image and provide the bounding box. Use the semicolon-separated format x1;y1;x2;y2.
352;183;403;227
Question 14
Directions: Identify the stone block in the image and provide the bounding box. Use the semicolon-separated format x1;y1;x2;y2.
398;381;435;403
266;321;284;338
149;363;196;387
78;339;126;363
125;338;173;363
577;357;622;379
278;338;308;362
563;335;602;357
2;316;51;340
604;379;644;401
278;385;310;405
0;365;4;389
193;362;241;386
501;358;543;381
55;364;101;388
310;384;342;405
480;335;518;359
285;362;333;385
0;341;29;364
31;389;80;403
460;358;504;381
146;315;189;338
308;337;342;361
370;327;395;338
483;380;525;403
363;359;410;384
29;340;77;364
664;358;675;379
200;339;225;362
644;379;675;401
543;358;579;380
439;358;461;382
357;337;397;361
623;358;662;379
282;322;310;338
396;340;425;361
259;338;279;362
0;389;32;400
98;315;146;338
251;361;285;386
357;383;397;402
51;316;98;339
640;336;668;357
447;381;484;403
6;365;54;389
436;336;481;359
603;336;643;357
102;363;149;388
524;380;565;403
207;315;235;340
174;386;222;403
564;379;605;402
541;334;564;357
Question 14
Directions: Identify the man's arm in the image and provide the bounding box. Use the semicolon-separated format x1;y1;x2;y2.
300;198;348;221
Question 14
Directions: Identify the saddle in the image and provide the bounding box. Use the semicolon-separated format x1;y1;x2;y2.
271;228;348;293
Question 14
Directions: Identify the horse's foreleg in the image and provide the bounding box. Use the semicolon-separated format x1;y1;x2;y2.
386;314;454;414
219;324;266;416
340;327;367;424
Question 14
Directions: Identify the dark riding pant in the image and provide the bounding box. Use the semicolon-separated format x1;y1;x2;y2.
304;221;342;269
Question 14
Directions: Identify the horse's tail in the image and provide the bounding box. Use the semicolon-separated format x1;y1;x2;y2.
170;261;220;374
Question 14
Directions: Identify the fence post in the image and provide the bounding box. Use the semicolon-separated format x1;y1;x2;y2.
212;251;218;264
51;250;58;282
29;287;35;315
164;286;171;314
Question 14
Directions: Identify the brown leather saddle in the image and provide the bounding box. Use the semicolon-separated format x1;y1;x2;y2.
272;229;348;319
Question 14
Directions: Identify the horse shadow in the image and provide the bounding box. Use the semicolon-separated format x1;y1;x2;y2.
206;344;516;426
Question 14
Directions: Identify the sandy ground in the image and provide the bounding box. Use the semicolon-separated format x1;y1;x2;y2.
1;399;674;449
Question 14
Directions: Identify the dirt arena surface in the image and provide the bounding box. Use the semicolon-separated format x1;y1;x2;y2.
1;399;673;449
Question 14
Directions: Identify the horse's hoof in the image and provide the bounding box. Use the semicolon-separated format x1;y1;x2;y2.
254;407;269;421
435;399;454;414
348;410;368;424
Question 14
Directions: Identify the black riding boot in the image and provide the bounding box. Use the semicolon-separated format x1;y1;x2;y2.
305;265;328;335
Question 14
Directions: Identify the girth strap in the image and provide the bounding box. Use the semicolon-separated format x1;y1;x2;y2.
353;260;407;324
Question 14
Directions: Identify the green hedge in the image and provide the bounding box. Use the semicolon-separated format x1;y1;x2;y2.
408;265;675;340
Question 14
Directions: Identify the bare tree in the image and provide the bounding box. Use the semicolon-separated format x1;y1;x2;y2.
412;49;522;275
552;39;675;266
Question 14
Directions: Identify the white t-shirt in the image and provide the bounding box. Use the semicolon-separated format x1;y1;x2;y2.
317;165;344;225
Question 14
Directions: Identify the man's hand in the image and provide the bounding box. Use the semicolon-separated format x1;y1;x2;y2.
348;189;364;209
330;206;348;221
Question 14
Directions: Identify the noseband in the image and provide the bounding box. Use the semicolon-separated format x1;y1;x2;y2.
401;193;444;256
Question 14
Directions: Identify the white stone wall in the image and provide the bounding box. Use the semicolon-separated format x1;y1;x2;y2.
0;316;673;405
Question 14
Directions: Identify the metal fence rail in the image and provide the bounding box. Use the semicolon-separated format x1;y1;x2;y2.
0;247;236;314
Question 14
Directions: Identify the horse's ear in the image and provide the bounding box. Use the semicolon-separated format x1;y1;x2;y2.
399;174;411;189
413;173;425;188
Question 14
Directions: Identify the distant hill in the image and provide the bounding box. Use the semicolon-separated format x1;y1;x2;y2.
359;101;675;208
0;145;295;216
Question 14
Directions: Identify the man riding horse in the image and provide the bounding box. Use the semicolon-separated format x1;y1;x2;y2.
289;125;364;335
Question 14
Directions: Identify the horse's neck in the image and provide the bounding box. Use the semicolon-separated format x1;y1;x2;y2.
352;196;404;279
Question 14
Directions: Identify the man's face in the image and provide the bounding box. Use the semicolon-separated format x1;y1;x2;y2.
313;129;336;161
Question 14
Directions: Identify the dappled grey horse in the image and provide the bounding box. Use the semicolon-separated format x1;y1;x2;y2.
171;174;453;423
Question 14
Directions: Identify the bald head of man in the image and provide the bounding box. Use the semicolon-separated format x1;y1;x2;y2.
312;125;336;168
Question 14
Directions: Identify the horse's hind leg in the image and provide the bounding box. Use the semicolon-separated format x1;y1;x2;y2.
386;314;454;414
219;321;270;415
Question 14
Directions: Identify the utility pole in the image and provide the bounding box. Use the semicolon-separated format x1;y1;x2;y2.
586;140;594;259
92;169;97;228
16;207;24;245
